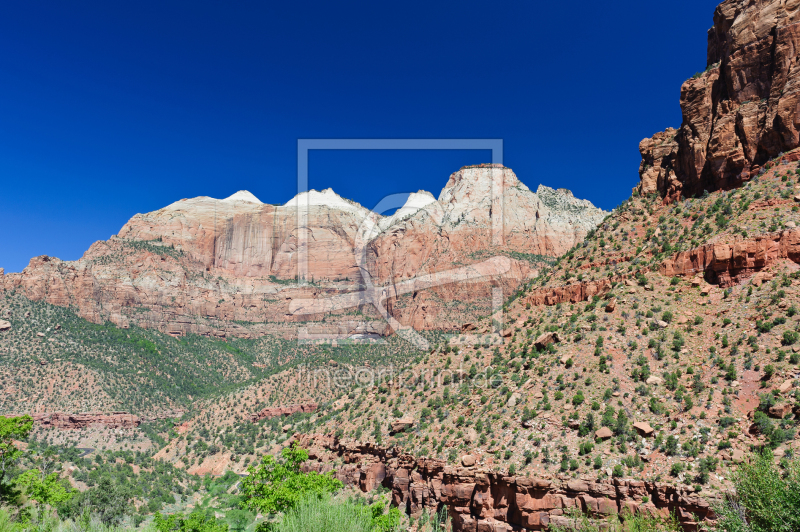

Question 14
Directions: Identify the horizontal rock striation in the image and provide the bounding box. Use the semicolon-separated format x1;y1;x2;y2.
296;434;715;531
660;228;800;286
32;412;141;429
249;403;318;423
640;0;800;200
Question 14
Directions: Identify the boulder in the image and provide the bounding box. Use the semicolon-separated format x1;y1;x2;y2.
461;455;476;467
0;320;10;332
605;298;617;313
464;428;478;443
391;416;415;434
645;376;663;386
779;380;794;394
633;422;654;437
769;403;793;419
595;427;613;440
534;331;560;350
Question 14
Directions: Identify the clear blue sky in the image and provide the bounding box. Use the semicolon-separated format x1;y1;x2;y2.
0;0;720;273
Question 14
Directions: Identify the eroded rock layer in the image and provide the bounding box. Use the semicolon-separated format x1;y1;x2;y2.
296;434;715;531
661;228;800;286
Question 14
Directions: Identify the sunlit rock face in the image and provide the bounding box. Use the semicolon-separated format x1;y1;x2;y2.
640;0;800;200
1;167;606;337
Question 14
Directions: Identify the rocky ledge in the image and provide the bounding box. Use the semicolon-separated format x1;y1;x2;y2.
32;412;141;430
295;434;715;531
661;227;800;286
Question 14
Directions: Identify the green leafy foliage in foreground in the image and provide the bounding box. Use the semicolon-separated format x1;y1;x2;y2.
238;443;402;532
153;511;228;532
271;494;402;532
716;451;800;532
240;443;342;516
0;416;33;483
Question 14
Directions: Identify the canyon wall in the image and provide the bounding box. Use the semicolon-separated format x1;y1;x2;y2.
297;434;715;531
640;0;800;200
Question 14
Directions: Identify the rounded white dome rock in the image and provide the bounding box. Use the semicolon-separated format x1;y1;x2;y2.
222;190;263;204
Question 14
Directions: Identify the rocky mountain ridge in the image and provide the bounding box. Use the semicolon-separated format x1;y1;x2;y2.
0;165;606;339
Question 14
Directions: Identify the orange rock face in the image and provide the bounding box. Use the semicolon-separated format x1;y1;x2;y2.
0;167;606;339
660;228;800;286
640;0;800;199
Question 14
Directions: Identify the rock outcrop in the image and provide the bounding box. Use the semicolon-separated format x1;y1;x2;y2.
523;277;616;308
640;0;800;200
249;403;318;423
0;168;606;338
660;228;800;286
296;434;715;531
32;412;141;429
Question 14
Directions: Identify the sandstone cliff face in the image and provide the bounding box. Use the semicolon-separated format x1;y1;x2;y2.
640;0;800;199
0;168;606;338
661;227;800;286
296;434;715;531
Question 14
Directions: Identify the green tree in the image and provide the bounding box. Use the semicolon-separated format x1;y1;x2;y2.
0;416;33;481
154;511;229;532
241;444;343;516
14;469;74;506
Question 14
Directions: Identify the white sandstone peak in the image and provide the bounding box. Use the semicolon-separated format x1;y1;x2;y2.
222;191;263;204
284;188;371;216
378;191;438;230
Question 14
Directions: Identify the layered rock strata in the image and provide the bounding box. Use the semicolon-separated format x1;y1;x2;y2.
295;434;715;531
0;167;606;338
640;0;800;199
660;228;800;286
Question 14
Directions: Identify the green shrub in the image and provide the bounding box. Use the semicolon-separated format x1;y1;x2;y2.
716;451;800;532
784;331;799;346
271;495;373;532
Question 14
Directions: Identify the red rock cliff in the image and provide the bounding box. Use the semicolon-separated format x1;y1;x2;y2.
296;434;715;531
0;169;606;338
640;0;800;200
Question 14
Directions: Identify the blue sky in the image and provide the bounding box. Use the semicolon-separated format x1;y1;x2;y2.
0;0;720;272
